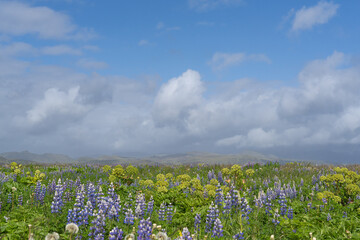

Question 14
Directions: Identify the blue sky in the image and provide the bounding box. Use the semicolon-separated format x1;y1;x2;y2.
1;0;360;161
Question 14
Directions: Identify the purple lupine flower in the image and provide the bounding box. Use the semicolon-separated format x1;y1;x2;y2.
147;196;154;216
51;179;64;213
18;194;23;206
194;213;201;232
87;183;97;208
137;217;152;240
327;213;331;221
124;208;134;225
205;202;218;233
7;193;12;204
109;205;120;221
212;218;223;238
233;232;244;239
182;227;192;240
240;197;252;223
217;171;223;184
94;233;104;240
34;180;42;204
230;186;239;209
39;185;47;204
166;202;174;223
74;189;85;209
215;184;224;207
89;209;106;238
96;187;104;205
107;182;117;201
223;193;232;215
158;202;166;221
109;227;124;240
98;199;110;216
203;189;208;199
135;193;146;219
49;179;57;193
272;211;280;226
287;207;293;220
278;190;287;216
343;211;347;218
208;170;215;181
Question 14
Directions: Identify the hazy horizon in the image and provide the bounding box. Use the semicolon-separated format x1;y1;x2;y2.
1;1;360;163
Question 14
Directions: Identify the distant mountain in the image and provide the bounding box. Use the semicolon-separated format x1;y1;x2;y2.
146;151;287;165
77;155;157;165
0;151;74;164
0;150;299;166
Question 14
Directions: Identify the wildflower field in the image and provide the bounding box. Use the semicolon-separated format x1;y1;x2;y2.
0;162;360;240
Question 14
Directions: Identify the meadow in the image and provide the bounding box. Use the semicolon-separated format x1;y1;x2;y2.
0;161;360;240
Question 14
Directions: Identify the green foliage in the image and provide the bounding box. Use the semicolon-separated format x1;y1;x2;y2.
1;161;360;239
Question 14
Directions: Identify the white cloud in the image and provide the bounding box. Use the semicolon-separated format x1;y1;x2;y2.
209;52;271;70
292;1;339;31
77;58;108;70
0;1;95;40
189;0;243;11
0;42;36;56
1;49;360;160
41;45;82;55
26;86;89;124
153;69;204;128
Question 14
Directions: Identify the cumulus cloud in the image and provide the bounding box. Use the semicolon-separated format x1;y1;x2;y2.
0;1;95;40
153;69;204;128
291;1;339;32
26;86;89;124
209;52;271;71
189;0;243;11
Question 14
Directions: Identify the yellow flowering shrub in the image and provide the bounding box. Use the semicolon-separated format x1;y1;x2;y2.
246;169;255;177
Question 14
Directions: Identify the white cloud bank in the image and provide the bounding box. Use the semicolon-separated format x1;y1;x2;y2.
291;1;339;31
1;51;360;160
0;1;95;40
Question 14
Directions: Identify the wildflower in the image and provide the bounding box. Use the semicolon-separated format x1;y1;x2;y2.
11;187;17;192
327;213;331;221
156;232;169;240
233;231;244;239
166;203;174;223
109;227;124;240
124;233;135;240
137;217;152;240
194;213;201;232
270;235;275;240
212;218;223;238
182;227;192;240
65;223;79;234
45;232;60;240
158;202;166;221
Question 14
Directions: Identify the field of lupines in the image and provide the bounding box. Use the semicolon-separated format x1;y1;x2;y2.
0;162;360;240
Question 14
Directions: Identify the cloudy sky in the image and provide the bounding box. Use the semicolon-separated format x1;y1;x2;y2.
1;0;360;161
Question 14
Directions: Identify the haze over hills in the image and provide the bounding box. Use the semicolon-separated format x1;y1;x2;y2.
0;150;330;166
